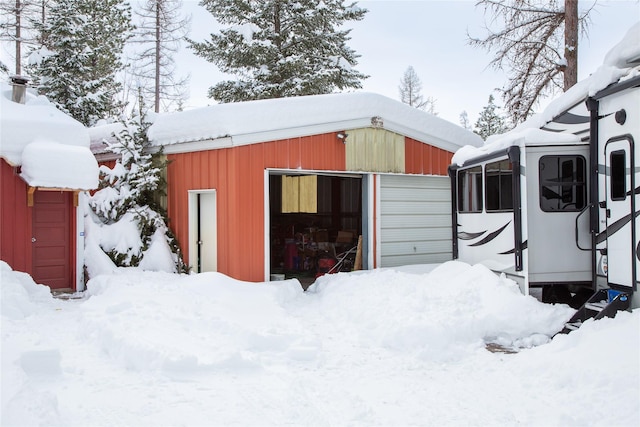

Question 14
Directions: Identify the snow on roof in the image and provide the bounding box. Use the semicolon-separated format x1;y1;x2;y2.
147;92;483;153
452;128;581;166
452;22;640;167
88;121;125;156
20;140;98;190
0;82;98;190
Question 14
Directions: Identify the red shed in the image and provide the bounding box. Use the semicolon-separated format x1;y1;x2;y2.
142;92;482;284
0;79;98;291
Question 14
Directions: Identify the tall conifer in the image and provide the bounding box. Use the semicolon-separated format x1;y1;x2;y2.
28;0;133;126
89;92;187;273
474;95;508;140
190;0;368;102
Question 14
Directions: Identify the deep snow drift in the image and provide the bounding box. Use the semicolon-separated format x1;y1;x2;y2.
1;260;638;426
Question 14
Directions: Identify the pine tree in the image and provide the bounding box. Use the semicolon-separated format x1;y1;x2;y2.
89;93;187;273
474;95;508;140
398;65;436;114
27;0;134;126
189;0;368;103
90;118;162;225
128;0;191;113
459;110;471;130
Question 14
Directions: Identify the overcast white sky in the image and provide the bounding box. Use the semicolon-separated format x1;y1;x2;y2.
1;1;637;127
178;0;639;126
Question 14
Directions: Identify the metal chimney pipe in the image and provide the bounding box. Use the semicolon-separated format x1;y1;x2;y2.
10;75;29;104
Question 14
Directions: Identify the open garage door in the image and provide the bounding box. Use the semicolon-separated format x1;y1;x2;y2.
379;175;452;267
268;172;366;287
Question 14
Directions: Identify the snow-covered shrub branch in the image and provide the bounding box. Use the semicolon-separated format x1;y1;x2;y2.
86;103;187;275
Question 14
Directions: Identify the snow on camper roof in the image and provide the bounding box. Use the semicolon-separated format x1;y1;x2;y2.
0;83;98;190
452;127;582;166
147;92;483;153
452;22;640;167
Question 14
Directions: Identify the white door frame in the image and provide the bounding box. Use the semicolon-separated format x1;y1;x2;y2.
76;191;87;291
604;137;635;289
264;170;270;281
188;190;218;273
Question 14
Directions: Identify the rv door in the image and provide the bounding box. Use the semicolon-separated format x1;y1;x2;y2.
604;137;636;289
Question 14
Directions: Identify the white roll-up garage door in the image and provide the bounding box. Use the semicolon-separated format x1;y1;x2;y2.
379;175;452;267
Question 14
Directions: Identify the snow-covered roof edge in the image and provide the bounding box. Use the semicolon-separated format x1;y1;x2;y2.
0;82;98;190
146;92;483;154
88;121;125;157
452;22;640;167
0;84;90;164
20;140;99;190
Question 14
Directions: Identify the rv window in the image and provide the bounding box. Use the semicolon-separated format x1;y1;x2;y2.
485;160;513;211
610;150;626;200
539;155;586;212
458;166;482;213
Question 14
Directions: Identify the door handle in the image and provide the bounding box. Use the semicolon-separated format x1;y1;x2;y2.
606;209;611;218
31;237;36;243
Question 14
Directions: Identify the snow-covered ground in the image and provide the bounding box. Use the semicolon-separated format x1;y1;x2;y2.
2;260;638;426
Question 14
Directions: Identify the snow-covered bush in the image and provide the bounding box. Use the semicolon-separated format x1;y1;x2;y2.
90;116;162;223
86;101;187;275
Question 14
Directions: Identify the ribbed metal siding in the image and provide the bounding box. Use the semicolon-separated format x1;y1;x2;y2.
379;174;452;267
346;128;405;173
404;137;453;175
166;133;345;282
1;159;32;273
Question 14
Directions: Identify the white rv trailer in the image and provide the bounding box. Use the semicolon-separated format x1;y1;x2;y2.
449;24;640;313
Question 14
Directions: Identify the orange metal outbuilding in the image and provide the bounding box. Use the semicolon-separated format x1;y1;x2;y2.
104;92;486;283
164;133;454;282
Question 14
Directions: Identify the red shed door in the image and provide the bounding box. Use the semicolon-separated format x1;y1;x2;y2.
32;191;72;289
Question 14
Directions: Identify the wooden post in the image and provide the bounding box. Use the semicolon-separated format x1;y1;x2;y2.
354;235;363;270
27;186;36;207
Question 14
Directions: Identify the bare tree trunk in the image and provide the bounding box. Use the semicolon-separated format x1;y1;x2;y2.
41;0;47;43
155;1;161;113
564;0;578;90
15;0;21;75
273;1;281;40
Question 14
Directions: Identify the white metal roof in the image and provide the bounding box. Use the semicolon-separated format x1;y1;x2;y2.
146;92;483;154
